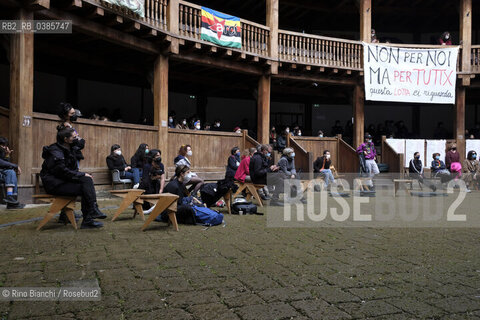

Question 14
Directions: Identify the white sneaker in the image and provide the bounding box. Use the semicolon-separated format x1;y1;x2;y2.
466;188;472;193
133;183;139;189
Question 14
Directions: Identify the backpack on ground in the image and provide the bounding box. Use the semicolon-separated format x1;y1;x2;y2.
192;205;224;226
231;199;257;215
200;183;219;207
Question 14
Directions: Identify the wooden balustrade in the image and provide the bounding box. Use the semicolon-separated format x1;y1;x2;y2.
144;0;167;30
338;138;359;173
471;45;480;73
286;134;313;176
278;30;362;69
381;137;404;176
179;0;201;39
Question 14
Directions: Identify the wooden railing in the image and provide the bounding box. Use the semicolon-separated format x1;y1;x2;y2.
278;30;362;69
338;137;359;173
144;0;168;30
381;137;404;177
178;0;270;56
286;134;313;176
471;45;480;73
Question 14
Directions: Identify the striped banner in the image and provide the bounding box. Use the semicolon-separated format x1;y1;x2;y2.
201;7;241;49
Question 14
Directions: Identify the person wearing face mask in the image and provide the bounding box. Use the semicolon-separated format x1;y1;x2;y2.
0;137;25;209
463;150;480;189
313;150;335;188
445;144;462;181
431;153;451;184
168;115;175;128
438;31;452;45
40;127;106;228
174;145;204;195
130;143;149;188
139;149;165;195
193;120;202;130
234;127;242;134
356;134;380;180
225;147;241;181
211;119;222;131
106;144;140;186
318;130;324;138
176;118;189;130
409;152;436;191
155;165;196;224
57;103;85;164
249;144;279;186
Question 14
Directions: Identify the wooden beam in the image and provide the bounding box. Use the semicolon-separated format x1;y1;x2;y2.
257;75;271;144
460;0;472;86
9;8;34;186
153;55;169;168
266;0;279;75
65;0;82;10
360;0;371;42
455;86;466;163
86;7;104;18
27;0;50;10
353;84;364;149
172;52;262;75
37;8;160;55
273;71;356;86
105;15;124;26
167;0;179;33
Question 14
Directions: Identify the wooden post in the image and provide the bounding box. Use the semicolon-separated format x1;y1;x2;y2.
9;9;34;187
455;86;466;163
257;75;271;145
460;0;472;86
154;54;169;168
266;0;279;74
359;0;372;42
167;0;179;54
353;84;364;149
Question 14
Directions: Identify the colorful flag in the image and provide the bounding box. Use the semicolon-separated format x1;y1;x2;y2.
201;7;241;49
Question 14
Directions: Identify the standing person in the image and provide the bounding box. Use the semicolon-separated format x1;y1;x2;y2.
211;119;222;131
0;137;25;209
130;143;149;189
40;127;106;228
57;102;85;165
445;144;462;180
356;134;379;187
174;145;204;195
176;118;188;129
235;148;256;183
313;150;335;188
409;152;436;191
168;114;176;128
269;126;277;145
438;31;452;45
106;144;140;186
225;147;241;181
276;130;287;152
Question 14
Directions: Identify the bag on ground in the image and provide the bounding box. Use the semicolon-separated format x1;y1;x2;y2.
192;205;224;226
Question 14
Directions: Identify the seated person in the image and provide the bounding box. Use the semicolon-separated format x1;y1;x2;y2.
40;127;106;228
313;150;335;188
235;148;256;183
156;165;196;224
249;144;279;186
106;144;140;185
130;143;149;189
409;152;436;191
431;153;451;184
463;150;480;188
445;144;462;180
0;137;24;209
174;145;204;196
225;147;241;181
139;149;166;195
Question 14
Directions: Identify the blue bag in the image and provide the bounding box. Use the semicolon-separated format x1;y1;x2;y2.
192;205;224;226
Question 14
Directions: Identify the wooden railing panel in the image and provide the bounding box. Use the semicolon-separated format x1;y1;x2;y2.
144;0;167;30
31;113;159;171
292;136;338;170
286;134;312;174
381;137;403;175
338;138;359;173
471;45;480;73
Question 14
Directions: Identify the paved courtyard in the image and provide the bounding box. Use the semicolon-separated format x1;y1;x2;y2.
0;196;479;319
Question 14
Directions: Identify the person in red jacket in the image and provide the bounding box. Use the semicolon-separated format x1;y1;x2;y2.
234;148;256;183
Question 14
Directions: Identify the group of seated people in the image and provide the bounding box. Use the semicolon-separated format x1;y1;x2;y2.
408;144;480;192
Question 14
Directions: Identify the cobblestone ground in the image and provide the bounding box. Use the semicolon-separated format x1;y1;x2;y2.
0;198;479;320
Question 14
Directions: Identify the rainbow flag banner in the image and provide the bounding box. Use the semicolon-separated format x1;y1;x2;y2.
201;7;241;49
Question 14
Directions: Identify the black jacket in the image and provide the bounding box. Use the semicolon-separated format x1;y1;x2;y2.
131;153;147;170
139;162;165;194
40;143;85;191
249;152;270;183
225;154;241;179
72;138;85;161
0;158;17;170
313;156;331;172
276;135;286;151
409;159;423;175
106;154;128;172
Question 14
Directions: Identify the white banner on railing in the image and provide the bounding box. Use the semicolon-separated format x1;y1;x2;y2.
363;43;459;104
404;139;425;168
426;140;447;165
466;140;480;157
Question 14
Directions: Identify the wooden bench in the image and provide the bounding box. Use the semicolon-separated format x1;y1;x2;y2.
34;194;78;231
393;179;414;197
353;177;373;192
110;189;146;221
233;182;265;207
139;194;179;231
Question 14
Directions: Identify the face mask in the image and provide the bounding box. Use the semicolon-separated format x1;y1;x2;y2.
70;115;78;122
184;172;192;183
182;120;187;125
326;154;331;159
114;150;122;156
297;132;302;136
145;149;149;154
473;155;477;159
285;129;290;133
195;125;201;130
290;152;295;158
169;118;173;123
415;155;420;159
236;151;241;156
445;35;450;40
435;156;440;160
216;123;220;127
366;139;372;143
319;134;323;138
451;148;456;151
187;150;193;157
236;130;242;134
266;152;271;157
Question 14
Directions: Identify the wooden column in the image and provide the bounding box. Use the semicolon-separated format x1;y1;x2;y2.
153;54;169;167
9;9;34;186
359;0;372;42
266;0;279;74
353;84;364;148
257;75;271;144
455;86;466;163
460;0;472;86
167;0;179;54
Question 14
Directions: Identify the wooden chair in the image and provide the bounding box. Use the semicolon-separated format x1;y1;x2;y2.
110;189;145;221
34;194;78;231
222;190;232;214
233;182;265;207
140;193;179;231
393;179;414;197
